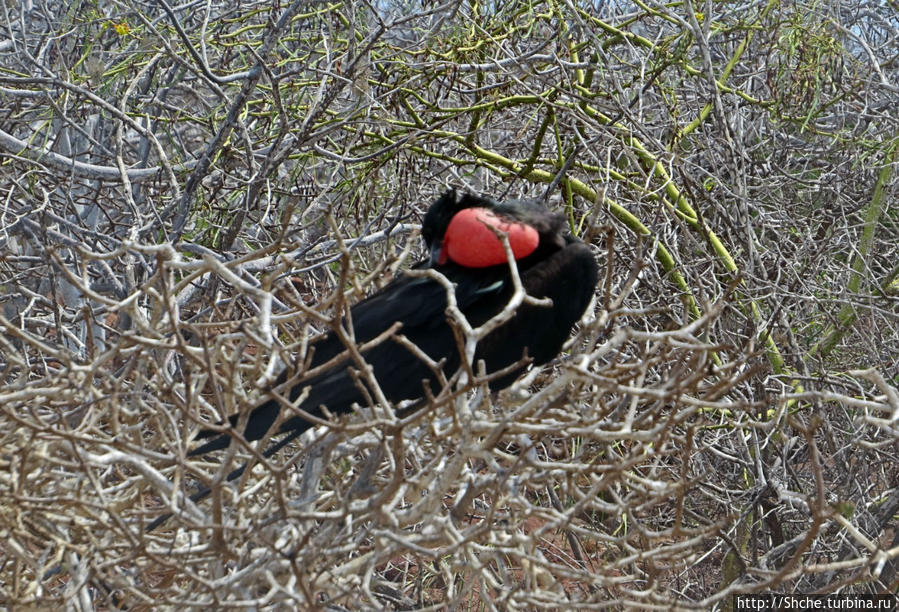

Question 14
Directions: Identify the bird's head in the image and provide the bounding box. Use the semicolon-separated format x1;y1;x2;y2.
422;189;564;268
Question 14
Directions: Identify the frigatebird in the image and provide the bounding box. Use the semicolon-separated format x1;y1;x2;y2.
147;189;597;530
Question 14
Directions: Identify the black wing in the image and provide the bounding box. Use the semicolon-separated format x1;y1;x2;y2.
473;240;598;389
189;263;514;455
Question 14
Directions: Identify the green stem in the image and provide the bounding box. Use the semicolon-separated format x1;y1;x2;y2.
810;138;898;359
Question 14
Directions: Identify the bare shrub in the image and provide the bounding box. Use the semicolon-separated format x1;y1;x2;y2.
1;0;897;608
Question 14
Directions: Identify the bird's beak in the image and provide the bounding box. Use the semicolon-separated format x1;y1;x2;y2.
429;239;444;267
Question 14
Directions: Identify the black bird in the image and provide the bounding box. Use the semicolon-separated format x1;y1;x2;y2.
148;189;597;530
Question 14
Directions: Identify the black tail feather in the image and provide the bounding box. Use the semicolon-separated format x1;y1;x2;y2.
146;427;306;532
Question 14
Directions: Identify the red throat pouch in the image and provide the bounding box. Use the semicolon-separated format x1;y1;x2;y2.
442;207;539;268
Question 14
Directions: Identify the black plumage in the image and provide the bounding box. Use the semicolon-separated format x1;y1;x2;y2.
148;189;597;530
